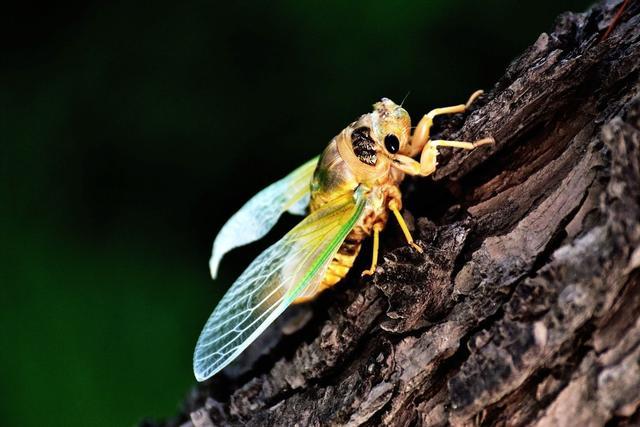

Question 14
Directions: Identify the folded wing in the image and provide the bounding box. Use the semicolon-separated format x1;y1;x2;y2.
209;157;319;279
194;187;365;381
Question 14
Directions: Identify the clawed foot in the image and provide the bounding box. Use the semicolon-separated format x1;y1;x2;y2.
409;241;423;253
361;268;375;277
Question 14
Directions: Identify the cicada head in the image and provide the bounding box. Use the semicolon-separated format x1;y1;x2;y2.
371;98;412;155
335;98;412;185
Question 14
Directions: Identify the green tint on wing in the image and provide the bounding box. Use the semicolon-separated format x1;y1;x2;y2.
209;157;319;279
194;187;365;382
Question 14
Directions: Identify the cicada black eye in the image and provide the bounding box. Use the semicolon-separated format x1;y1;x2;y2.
384;134;399;154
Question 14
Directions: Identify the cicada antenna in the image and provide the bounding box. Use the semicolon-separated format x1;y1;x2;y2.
400;91;411;108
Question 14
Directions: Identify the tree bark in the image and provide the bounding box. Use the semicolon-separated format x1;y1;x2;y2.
152;1;640;425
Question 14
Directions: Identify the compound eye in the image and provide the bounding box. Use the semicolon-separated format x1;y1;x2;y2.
384;134;400;154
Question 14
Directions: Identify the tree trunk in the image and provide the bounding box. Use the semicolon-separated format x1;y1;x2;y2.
153;1;640;425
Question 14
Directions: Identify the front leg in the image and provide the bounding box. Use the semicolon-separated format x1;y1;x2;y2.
406;90;484;157
394;137;494;177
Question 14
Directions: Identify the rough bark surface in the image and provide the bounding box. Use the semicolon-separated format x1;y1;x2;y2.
149;1;640;425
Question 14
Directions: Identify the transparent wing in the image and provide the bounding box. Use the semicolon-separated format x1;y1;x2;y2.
209;157;319;279
194;187;365;381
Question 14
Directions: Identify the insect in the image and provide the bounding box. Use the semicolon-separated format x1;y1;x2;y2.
193;91;493;381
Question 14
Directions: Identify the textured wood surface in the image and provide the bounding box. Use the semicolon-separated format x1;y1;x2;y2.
150;1;640;425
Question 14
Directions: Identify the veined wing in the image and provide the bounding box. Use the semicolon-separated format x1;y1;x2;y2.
194;187;366;381
209;157;319;279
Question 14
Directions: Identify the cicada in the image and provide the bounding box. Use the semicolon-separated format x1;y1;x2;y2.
193;91;493;381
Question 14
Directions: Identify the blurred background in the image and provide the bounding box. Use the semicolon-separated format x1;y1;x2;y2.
1;1;591;425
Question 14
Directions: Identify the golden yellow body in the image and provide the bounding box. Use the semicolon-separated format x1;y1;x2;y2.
294;91;493;303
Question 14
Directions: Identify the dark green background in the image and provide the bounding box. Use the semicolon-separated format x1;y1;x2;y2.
1;1;591;426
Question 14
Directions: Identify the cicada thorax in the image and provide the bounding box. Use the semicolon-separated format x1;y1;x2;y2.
293;129;403;303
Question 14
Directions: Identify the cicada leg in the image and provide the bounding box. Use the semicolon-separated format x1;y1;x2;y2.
406;89;484;157
388;199;423;253
393;136;494;178
418;137;494;176
361;223;384;276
